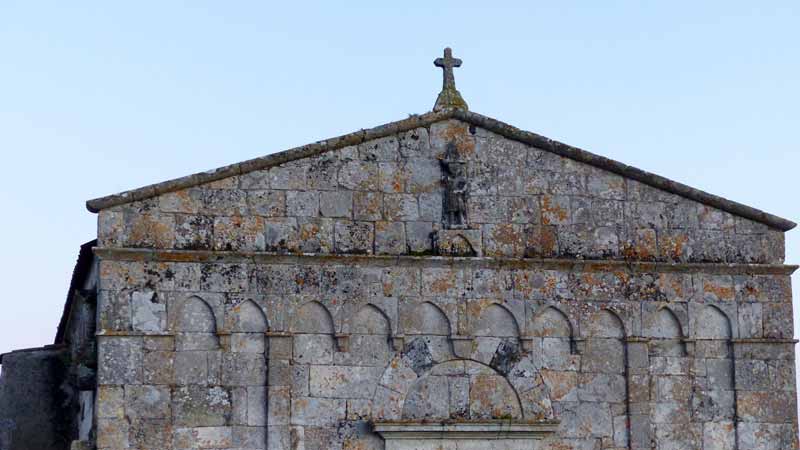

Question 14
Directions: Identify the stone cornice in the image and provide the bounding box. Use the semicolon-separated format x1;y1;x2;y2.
372;420;559;440
85;108;796;232
92;247;798;275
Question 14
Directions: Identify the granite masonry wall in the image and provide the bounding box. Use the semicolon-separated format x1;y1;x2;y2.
92;119;797;450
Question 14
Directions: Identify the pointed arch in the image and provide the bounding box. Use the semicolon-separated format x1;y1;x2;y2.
474;303;520;337
651;307;684;339
177;295;217;333
406;302;452;336
230;299;268;333
291;301;335;334
352;304;391;335
696;305;732;339
532;306;574;338
585;309;625;338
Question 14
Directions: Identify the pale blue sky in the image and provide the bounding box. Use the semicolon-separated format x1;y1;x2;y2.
1;2;798;360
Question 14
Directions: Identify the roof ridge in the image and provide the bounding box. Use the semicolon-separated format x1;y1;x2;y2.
86;109;796;231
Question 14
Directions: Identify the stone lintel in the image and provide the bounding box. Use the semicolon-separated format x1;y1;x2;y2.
92;247;798;276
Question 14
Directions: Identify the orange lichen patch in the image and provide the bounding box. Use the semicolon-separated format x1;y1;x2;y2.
430;274;456;295
438;122;476;157
659;232;688;261
541;196;568;225
491;224;522;247
539;226;557;256
704;281;734;301
128;214;175;248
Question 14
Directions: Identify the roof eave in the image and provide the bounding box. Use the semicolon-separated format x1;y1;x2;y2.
85;109;796;232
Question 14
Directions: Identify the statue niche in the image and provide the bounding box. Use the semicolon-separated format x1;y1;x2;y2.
441;142;469;229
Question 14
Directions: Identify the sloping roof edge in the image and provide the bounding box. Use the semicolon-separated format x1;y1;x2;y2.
85;109;796;231
54;239;97;345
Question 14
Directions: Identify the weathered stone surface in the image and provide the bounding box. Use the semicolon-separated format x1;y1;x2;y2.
84;115;797;450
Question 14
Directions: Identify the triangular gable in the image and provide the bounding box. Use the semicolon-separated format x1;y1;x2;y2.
86;108;795;231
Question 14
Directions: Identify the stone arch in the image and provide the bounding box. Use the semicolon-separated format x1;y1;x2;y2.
651;307;684;338
474;303;520;337
291;301;336;365
649;307;685;357
531;306;575;366
584;308;625;338
175;295;219;351
532;306;574;337
177;295;218;333
472;303;521;367
341;304;393;366
405;301;452;336
376;358;537;422
403;301;454;364
695;305;732;339
351;304;392;335
230;299;268;333
291;301;335;334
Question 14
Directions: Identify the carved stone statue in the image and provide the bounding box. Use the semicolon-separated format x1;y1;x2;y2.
442;143;468;229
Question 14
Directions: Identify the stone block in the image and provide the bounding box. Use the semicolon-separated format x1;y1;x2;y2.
247;190;286;217
173;426;233;449
309;366;384;399
293;334;334;365
125;385;170;419
375;221;406;255
131;290;166;332
96;418;129;449
334;220;374;254
383;193;419;221
172;385;231;427
286;190;320;217
339;160;380;191
222;352;267;386
270;165;307;190
98;336;143;385
213;216;266;251
418;192;443;221
290;397;346;426
174;214;214;250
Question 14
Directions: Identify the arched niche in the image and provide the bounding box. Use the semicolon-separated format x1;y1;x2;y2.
291;301;335;365
474;303;521;337
472;303;521;367
176;296;219;351
341;304;393;366
229;299;268;354
580;308;627;444
405;302;451;336
402;301;454;363
531;307;574;365
648;307;685;357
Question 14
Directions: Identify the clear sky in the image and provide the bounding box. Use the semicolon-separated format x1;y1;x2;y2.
1;1;798;367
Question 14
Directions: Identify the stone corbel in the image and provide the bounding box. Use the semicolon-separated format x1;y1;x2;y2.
449;335;474;358
681;338;696;358
390;335;405;352
335;334;350;352
520;337;537;354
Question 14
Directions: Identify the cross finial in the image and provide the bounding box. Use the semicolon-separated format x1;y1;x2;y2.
433;47;468;111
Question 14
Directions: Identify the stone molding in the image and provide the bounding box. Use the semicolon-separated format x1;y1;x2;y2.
93;246;799;275
85;109;796;232
372;420;559;440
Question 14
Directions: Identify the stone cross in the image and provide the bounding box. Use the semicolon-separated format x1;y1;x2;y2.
435;47;462;91
433;47;468;111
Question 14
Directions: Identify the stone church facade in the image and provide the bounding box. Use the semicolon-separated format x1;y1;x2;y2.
1;49;798;450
